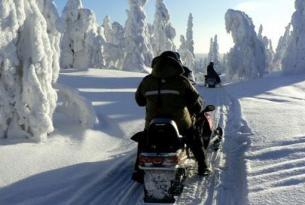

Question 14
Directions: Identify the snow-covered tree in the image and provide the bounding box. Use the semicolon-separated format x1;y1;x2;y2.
207;38;214;63
123;0;153;72
258;24;263;40
0;0;59;141
257;25;274;72
178;35;195;71
207;34;224;73
37;0;62;82
103;16;112;43
225;9;266;79
207;35;220;65
102;17;125;69
61;0;105;69
151;0;176;56
273;23;292;70
177;13;195;72
186;13;195;56
282;0;305;74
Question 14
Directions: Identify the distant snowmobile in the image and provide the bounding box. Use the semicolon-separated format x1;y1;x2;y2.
204;75;221;88
205;62;221;88
137;105;223;203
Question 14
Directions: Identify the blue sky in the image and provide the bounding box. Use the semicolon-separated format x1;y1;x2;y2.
54;0;294;53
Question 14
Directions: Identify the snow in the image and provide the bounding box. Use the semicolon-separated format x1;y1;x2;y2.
223;73;305;205
2;0;305;204
1;67;305;204
55;83;98;128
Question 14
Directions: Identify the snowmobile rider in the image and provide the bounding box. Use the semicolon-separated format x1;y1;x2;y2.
134;51;210;179
206;62;221;84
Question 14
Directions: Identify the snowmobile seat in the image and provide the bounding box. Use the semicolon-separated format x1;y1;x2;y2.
142;118;183;153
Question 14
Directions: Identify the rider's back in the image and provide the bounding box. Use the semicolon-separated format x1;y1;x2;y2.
135;55;201;133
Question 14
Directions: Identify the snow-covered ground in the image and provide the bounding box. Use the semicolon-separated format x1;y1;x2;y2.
1;69;305;205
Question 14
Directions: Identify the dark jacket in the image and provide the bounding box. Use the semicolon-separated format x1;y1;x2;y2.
136;55;204;132
183;66;195;85
207;63;221;83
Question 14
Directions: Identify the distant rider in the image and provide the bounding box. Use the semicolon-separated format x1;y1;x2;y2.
206;62;221;84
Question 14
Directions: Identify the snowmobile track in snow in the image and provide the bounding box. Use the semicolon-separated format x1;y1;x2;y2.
75;86;230;205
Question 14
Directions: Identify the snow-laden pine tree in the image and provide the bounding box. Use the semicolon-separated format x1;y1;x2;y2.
0;0;59;141
178;13;195;72
273;24;292;70
151;0;176;56
102;16;125;69
257;24;275;72
207;38;214;63
178;35;195;71
37;0;62;82
207;35;223;73
123;0;153;72
103;16;112;43
282;0;305;74
61;0;105;69
207;35;220;65
186;13;195;56
225;9;266;79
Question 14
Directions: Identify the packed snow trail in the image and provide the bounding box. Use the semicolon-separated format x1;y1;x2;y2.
55;72;233;205
0;69;248;205
0;70;239;205
4;70;305;204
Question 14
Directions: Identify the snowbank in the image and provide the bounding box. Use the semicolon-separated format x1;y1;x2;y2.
55;84;98;129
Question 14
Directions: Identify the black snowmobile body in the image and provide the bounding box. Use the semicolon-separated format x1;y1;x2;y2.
204;75;221;88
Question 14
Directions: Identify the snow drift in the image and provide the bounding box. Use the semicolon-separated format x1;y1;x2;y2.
55;83;98;129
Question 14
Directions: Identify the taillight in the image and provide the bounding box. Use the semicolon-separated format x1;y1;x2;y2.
139;155;148;166
139;156;164;165
152;157;162;164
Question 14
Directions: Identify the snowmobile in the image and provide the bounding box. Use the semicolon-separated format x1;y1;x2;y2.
138;105;223;203
204;75;221;88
